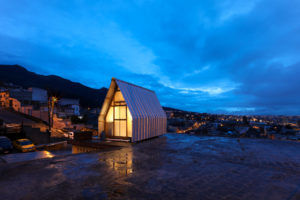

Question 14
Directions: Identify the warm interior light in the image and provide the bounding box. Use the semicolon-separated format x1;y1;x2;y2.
105;86;132;137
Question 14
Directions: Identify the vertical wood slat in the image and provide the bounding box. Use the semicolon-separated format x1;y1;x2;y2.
99;78;167;142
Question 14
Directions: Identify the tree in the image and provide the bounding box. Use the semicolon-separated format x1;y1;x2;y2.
48;96;58;131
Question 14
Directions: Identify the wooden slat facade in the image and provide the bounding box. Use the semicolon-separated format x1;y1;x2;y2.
98;78;167;142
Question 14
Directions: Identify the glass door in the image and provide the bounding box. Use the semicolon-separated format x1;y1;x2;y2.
113;102;127;137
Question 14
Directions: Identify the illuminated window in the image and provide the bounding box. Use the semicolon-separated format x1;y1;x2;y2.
105;86;132;138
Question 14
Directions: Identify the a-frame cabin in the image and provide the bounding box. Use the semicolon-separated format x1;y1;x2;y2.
98;78;167;142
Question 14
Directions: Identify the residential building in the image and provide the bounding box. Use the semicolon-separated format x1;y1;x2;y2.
57;98;80;117
28;87;48;103
8;88;32;104
0;90;21;111
0;91;9;107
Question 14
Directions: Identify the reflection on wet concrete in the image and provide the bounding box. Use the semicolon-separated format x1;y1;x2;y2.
1;150;55;163
1;134;300;200
0;143;123;164
72;145;98;154
99;149;133;176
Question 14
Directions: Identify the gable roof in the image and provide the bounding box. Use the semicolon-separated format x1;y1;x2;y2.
99;78;166;120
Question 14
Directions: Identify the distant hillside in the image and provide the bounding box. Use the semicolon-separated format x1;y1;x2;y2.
163;106;199;114
0;65;107;108
163;107;183;112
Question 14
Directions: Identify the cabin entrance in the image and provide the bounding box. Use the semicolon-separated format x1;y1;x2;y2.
104;86;132;139
113;101;127;137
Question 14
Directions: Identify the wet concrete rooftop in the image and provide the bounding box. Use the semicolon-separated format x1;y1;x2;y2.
0;134;300;200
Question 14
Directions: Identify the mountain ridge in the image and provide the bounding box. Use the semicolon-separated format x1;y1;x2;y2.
0;64;108;108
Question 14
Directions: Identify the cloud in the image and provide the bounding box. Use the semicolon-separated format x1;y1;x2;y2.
0;0;299;114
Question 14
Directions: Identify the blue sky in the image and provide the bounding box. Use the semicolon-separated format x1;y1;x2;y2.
0;0;300;115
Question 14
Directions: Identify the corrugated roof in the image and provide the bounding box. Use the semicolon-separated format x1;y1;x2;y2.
114;78;155;93
98;78;167;142
114;78;166;119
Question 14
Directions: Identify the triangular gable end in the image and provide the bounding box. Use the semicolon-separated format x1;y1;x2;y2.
98;78;167;142
98;79;117;134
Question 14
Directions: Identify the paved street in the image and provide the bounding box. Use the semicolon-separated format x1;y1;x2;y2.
0;134;300;200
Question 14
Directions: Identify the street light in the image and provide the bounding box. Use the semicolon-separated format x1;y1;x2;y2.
52;97;57;103
48;96;58;132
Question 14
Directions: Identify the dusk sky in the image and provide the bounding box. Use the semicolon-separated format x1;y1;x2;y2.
0;0;299;115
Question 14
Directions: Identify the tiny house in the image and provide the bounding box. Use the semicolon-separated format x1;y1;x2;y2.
98;78;167;142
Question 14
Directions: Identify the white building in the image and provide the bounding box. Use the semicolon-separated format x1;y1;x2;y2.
28;87;48;103
58;98;80;116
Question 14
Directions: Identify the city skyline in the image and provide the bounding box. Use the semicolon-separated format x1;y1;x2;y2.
0;0;300;115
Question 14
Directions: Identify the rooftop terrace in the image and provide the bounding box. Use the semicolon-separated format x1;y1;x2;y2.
0;134;300;200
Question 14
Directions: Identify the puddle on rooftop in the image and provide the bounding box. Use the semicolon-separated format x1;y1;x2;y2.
99;150;133;177
72;145;99;154
71;145;133;177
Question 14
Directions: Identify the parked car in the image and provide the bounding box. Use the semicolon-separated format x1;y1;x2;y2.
63;131;74;139
0;136;13;153
225;131;235;136
68;131;74;139
59;128;74;139
13;139;36;152
61;129;74;139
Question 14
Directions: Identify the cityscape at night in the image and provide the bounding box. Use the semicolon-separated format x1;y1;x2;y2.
0;0;300;200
